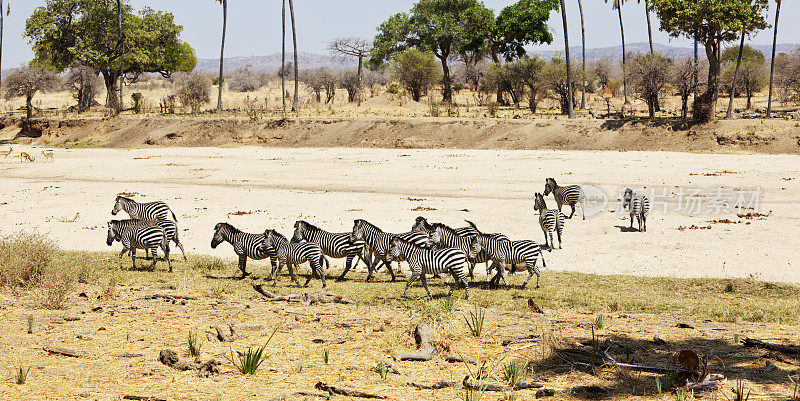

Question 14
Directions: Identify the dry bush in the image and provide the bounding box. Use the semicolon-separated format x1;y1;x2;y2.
173;72;211;113
228;68;266;93
38;268;77;309
0;232;58;289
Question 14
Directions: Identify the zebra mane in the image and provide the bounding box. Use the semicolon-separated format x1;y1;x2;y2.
431;222;458;236
266;229;288;242
297;220;323;232
116;195;133;202
356;219;383;233
390;235;417;248
215;222;241;234
415;216;434;231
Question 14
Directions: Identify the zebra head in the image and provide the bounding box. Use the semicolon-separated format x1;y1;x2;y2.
291;220;309;244
622;188;634;210
350;219;365;243
426;228;442;249
111;196;125;215
387;236;404;261
533;193;547;212
106;221;119;246
211;222;229;249
544;178;557;196
411;216;433;234
468;235;483;260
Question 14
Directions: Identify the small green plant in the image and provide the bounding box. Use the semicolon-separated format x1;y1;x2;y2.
294;360;306;373
790;374;799;400
724;282;735;293
322;348;329;364
27;316;34;334
502;392;518;401
441;297;456;313
656;376;663;396
464;384;487;401
500;361;527;385
376;361;388;380
14;365;31;385
590;315;604;368
594;315;605;330
192;257;226;271
674;389;688;401
734;334;740;344
227;328;276;375
188;330;202;357
732;380;751;401
464;306;486;337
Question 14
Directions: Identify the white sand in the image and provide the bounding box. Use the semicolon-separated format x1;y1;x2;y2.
0;145;797;283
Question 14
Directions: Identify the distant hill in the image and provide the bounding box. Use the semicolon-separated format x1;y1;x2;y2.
194;42;799;73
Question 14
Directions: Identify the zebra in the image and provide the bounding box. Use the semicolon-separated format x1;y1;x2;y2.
387;236;470;299
106;220;171;272
107;219;186;261
412;216;478;237
533;192;565;250
544;178;586;220
261;229;327;288
347;219;429;282
623;188;650;232
112;195;178;221
291;220;371;281
468;232;546;289
211;222;277;278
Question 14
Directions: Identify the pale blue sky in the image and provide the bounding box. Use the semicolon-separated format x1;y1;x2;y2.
3;0;798;67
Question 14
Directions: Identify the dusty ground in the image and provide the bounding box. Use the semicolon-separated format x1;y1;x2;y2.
0;145;798;283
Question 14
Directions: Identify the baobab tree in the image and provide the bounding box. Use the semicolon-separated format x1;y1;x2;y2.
215;0;227;113
559;0;573;118
329;37;372;105
606;0;629;105
767;0;781;118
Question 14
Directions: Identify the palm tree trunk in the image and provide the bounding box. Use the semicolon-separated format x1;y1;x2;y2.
216;0;227;113
767;0;781;118
693;37;698;102
559;0;573;119
281;0;286;116
0;0;4;90
578;0;586;110
117;0;124;114
726;30;745;119
289;0;298;112
618;4;628;105
645;0;653;55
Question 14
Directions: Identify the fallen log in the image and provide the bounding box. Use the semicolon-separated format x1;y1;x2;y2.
395;324;439;361
502;335;542;346
149;294;198;301
315;382;387;399
206;324;242;342
43;346;86;358
462;376;543;391
742;338;800;355
123;396;166;401
445;355;476;364
253;285;354;305
408;381;455;389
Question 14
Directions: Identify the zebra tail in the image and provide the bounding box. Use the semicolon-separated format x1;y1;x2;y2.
464;220;481;233
539;248;546;268
170;210;178;221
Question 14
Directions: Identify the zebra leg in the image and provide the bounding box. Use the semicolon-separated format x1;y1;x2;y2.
420;274;431;297
384;258;397;282
163;244;172;273
569;204;576;219
118;248;129;269
403;272;420;297
642;214;647;232
556;228;563;249
630;213;635;229
542;229;551;251
272;261;285;286
174;238;187;261
340;255;354;282
131;248;137;270
237;255;250;279
364;257;380;282
287;262;300;286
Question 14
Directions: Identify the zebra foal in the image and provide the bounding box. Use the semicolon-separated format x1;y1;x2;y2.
534;193;565;250
387;237;470;299
623;188;650;232
106;220;171;272
261;229;328;287
211;222;277;278
544;178;586;220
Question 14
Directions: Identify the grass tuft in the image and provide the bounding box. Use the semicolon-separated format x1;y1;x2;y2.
321;348;329;364
732;380;751;401
376;361;388;380
464;306;486;337
227;327;277;375
27;316;34;334
188;330;202;357
14;365;31;385
500;361;527;385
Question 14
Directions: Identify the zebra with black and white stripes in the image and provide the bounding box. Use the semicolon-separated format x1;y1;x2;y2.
106;220;171;272
544;178;586;220
387;237;470;299
534;192;565;250
107;219;186;261
112;195;178;222
347;219;429;282
412;216;478;238
469;232;546;289
291;220;371;282
623;188;650;232
211;222;277;278
261;229;327;288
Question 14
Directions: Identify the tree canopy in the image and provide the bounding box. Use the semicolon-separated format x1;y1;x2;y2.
25;0;196;109
721;44;765;64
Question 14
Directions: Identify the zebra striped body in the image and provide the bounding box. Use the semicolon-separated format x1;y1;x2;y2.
211;222;277;278
107;220;171;272
544;178;586;220
413;217;495;278
388;237;469;299
623;188;650;232
112;196;178;222
349;219;429;282
470;233;546;289
291;220;370;281
534;193;565;250
262;229;327;287
112;218;187;261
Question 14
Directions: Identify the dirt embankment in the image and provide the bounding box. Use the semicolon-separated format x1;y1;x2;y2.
3;116;800;153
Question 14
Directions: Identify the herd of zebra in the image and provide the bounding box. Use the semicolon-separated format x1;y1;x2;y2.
104;178;651;299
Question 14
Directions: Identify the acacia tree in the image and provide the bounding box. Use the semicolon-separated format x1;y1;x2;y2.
766;0;781;117
329;37;372;105
3;63;61;119
625;53;671;118
650;0;769;123
25;0;196;112
722;45;767;109
391;48;442;102
215;0;227;113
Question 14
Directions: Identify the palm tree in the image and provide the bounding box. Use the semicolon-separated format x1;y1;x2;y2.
606;0;629;105
639;0;654;55
577;0;586;109
281;0;286;115
288;0;298;112
215;0;227;113
766;0;781;118
117;0;124;114
559;0;574;118
0;0;5;90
